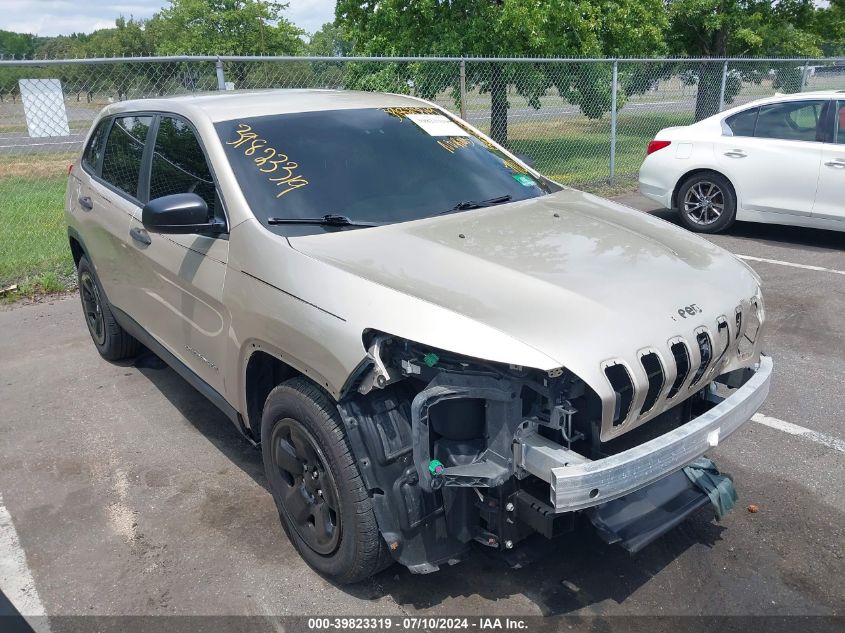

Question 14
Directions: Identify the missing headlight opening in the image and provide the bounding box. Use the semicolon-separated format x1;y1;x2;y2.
338;323;769;573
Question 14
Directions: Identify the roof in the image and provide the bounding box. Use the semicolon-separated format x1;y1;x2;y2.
105;89;429;123
712;89;845;121
776;89;845;98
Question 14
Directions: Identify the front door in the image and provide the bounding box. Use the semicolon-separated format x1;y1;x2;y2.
126;115;230;393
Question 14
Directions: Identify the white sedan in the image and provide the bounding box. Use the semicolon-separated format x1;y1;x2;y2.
639;90;844;233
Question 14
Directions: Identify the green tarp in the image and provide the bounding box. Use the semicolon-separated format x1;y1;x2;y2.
683;457;738;520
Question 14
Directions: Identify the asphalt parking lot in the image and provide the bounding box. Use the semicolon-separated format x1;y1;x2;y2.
0;194;843;629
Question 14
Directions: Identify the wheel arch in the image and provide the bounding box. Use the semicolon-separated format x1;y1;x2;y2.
67;227;87;268
672;168;738;211
241;344;342;443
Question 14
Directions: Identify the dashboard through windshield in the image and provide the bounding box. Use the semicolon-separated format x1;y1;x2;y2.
215;106;558;233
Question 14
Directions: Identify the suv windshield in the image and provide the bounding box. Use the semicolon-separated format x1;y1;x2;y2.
215;107;558;231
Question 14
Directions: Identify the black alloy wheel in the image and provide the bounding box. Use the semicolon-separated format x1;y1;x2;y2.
79;270;106;346
270;418;342;555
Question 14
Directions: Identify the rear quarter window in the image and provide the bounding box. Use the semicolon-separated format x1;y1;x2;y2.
82;119;110;174
724;108;759;137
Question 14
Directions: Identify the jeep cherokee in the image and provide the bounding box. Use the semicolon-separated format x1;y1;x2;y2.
65;90;772;583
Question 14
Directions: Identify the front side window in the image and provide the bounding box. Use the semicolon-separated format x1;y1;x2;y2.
215;107;558;232
150;116;218;217
100;115;152;198
82;119;109;174
836;101;845;144
754;100;825;142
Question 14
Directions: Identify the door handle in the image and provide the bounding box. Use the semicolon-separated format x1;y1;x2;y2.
78;196;93;210
129;226;151;246
724;150;747;159
824;159;845;169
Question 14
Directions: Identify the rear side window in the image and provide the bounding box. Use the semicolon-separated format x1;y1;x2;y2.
836;102;845;144
725;108;758;137
149;116;217;217
82;119;109;174
101;115;152;199
754;100;824;142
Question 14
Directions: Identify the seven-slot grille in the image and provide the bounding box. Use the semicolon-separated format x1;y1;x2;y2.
601;303;756;438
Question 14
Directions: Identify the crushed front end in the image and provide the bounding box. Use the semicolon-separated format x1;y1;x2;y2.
338;299;771;573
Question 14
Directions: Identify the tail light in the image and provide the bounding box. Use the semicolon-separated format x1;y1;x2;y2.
646;140;671;155
68;163;74;175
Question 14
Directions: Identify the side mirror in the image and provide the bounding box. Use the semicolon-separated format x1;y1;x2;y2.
141;193;224;235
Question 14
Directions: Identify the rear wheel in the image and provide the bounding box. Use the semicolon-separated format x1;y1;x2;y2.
676;172;737;234
261;377;391;583
77;256;140;361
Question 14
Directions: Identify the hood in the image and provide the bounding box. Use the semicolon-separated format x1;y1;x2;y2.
289;189;760;414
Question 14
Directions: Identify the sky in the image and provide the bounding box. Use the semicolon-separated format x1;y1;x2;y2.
0;0;336;37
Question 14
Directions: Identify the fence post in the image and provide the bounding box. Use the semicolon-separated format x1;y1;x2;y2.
800;62;810;91
215;58;226;91
459;59;467;120
718;61;728;112
609;60;618;185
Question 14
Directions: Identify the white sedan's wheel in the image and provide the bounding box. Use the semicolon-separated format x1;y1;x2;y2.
676;173;737;234
683;180;725;226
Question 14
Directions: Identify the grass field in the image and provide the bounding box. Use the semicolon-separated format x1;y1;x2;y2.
0;111;686;298
0;153;75;294
508;112;692;184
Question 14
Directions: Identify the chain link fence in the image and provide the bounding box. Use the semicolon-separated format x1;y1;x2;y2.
1;55;843;289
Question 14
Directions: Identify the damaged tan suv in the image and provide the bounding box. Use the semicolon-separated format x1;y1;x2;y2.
66;90;772;583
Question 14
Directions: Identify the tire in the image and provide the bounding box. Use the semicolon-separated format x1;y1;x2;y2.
77;256;140;361
261;377;391;583
675;172;737;234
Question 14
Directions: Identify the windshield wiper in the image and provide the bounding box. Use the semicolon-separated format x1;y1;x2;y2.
440;194;512;214
266;214;379;227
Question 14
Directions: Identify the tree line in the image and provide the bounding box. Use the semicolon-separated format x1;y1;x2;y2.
1;0;843;142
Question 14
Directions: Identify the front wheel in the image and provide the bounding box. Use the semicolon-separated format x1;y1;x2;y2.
676;172;737;234
261;377;391;583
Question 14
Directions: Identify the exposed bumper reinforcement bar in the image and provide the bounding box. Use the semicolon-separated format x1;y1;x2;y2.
515;355;773;513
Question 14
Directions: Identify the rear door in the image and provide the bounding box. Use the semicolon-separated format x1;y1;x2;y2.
125;114;230;393
72;115;153;311
813;100;845;222
714;99;826;218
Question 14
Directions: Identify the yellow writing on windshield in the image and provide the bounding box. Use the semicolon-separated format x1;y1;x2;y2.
382;106;440;120
502;158;529;174
226;123;309;199
437;136;472;154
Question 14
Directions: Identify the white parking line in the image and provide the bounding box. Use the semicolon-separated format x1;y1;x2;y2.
737;254;845;276
752;413;845;454
0;494;51;631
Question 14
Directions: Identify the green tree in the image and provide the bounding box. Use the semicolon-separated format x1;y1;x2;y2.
149;0;304;88
0;34;86;102
83;17;156;58
667;0;822;120
33;34;87;59
307;22;352;57
815;0;845;56
306;23;354;88
0;30;39;58
336;0;668;145
150;0;303;55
